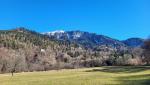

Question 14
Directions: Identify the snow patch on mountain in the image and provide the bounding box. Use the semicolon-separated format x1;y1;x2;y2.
46;30;65;35
73;32;82;39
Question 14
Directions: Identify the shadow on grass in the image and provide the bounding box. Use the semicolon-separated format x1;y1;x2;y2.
85;66;150;73
85;66;150;85
114;74;150;85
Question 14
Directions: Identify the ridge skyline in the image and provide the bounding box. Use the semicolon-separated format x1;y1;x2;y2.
0;27;147;40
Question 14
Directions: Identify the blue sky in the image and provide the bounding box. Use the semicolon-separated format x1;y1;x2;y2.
0;0;150;40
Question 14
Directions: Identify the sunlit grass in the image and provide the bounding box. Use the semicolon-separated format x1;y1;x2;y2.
0;66;150;85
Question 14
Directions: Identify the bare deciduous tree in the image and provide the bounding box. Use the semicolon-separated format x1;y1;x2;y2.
143;39;150;64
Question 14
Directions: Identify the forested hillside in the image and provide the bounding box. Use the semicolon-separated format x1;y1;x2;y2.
0;28;149;73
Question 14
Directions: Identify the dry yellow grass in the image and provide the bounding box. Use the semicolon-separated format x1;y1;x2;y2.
0;66;150;85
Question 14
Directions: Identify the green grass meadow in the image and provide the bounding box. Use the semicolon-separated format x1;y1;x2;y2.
0;66;150;85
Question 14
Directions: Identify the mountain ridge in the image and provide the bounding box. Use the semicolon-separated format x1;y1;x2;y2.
44;30;144;48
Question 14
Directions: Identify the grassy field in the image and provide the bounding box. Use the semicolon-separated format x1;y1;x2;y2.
0;66;150;85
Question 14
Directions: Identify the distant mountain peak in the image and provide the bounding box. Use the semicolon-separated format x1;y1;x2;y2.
43;30;145;49
14;27;28;31
50;30;65;33
45;30;65;35
51;30;65;33
123;38;144;47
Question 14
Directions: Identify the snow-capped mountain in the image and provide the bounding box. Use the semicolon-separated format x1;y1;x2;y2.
44;30;144;49
44;30;124;49
44;30;66;39
45;30;65;36
44;30;84;40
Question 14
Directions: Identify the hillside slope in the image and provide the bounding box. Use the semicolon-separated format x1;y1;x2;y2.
0;28;145;73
